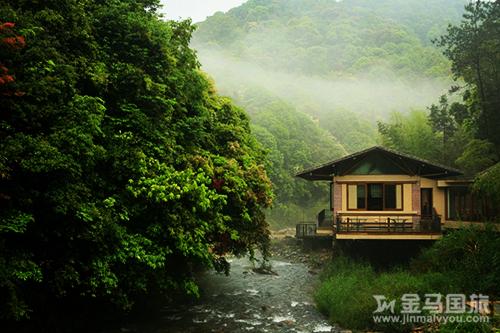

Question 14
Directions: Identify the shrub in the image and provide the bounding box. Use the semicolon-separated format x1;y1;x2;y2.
315;226;499;332
413;225;500;296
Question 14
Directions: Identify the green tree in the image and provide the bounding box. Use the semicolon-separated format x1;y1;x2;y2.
456;139;497;176
473;163;500;212
378;110;442;162
250;99;346;227
436;0;500;155
428;95;457;160
0;0;272;326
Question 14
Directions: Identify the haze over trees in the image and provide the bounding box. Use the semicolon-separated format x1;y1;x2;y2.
379;1;500;189
192;0;475;225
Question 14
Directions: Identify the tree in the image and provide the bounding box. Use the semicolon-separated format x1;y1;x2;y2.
436;0;500;155
0;0;272;327
378;110;442;162
428;95;457;160
473;163;500;214
456;139;497;176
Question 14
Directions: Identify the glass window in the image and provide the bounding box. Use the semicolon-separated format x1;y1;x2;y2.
384;184;403;209
447;187;489;221
347;183;403;211
367;184;383;210
385;184;396;209
357;184;366;209
348;184;366;209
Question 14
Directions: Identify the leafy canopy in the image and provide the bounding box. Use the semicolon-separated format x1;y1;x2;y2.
0;0;272;323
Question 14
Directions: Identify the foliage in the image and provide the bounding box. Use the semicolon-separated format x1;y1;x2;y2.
251;100;345;204
456;139;497;176
315;227;499;332
473;163;500;209
436;1;500;155
379;0;500;180
0;0;272;324
437;314;492;333
377;110;443;163
219;86;347;228
413;225;500;296
194;0;462;79
251;102;345;227
315;257;457;332
318;110;377;153
315;257;377;330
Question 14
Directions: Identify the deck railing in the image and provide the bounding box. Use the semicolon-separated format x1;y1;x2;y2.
335;215;441;233
295;222;317;238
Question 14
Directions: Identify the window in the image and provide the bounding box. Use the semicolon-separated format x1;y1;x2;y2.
347;183;403;211
348;184;365;209
368;184;383;210
447;187;496;221
384;184;402;209
357;184;366;209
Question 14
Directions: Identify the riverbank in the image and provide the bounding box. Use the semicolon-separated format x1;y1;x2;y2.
103;234;340;333
269;228;333;274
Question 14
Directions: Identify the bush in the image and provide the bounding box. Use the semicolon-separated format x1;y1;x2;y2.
315;226;499;332
413;224;500;296
437;314;492;333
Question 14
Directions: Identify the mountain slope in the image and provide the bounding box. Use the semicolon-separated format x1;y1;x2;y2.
193;0;467;227
194;0;465;78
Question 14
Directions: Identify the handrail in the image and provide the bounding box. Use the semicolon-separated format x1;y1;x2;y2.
296;223;317;238
335;214;441;233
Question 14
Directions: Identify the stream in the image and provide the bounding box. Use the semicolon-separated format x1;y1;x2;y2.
126;255;338;333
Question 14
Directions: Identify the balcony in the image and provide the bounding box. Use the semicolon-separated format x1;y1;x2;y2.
335;214;442;240
296;210;443;240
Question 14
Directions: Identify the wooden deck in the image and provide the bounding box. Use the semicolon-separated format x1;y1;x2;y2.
296;215;443;241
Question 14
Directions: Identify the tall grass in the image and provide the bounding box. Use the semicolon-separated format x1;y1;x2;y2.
314;226;499;332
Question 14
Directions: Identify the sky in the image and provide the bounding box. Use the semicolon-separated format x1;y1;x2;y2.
159;0;248;23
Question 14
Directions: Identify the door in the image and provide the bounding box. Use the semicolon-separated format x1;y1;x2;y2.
421;188;433;217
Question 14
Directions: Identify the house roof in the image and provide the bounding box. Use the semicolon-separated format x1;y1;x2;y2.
296;146;463;181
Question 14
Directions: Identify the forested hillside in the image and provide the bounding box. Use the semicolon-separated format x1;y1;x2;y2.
195;0;465;78
193;0;467;226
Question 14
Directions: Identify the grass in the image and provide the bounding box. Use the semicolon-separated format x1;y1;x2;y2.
314;225;500;332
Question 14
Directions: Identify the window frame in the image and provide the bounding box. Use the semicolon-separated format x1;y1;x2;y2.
346;182;404;211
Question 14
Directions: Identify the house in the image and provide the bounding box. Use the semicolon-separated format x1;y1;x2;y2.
295;146;496;240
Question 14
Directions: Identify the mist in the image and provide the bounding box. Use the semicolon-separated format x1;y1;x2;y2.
195;48;451;122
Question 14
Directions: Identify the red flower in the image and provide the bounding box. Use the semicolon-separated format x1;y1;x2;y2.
2;37;16;45
0;65;8;74
16;35;25;47
212;178;225;191
3;75;14;83
1;36;25;48
14;91;26;97
0;77;5;85
0;22;15;30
